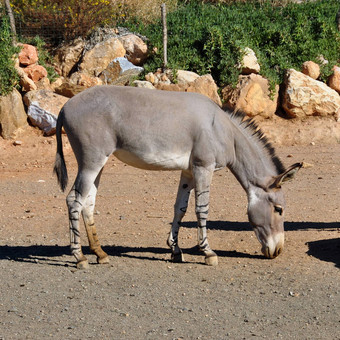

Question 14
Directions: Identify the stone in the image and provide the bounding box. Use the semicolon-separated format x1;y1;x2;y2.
282;68;340;119
239;47;260;75
187;74;222;106
14;58;37;92
54;82;87;98
133;80;156;89
0;88;28;139
176;70;200;85
301;61;320;79
23;64;48;82
327;65;340;94
69;72;103;87
79;37;126;76
222;74;278;118
18;44;38;66
23;90;69;135
53;38;85;77
118;34;148;66
99;57;143;86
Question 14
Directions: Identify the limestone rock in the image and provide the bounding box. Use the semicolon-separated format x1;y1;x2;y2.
53;38;85;77
23;90;69;135
79;37;126;76
282;68;340;119
14;58;37;92
301;61;320;79
133;80;155;89
328;66;340;94
99;57;143;86
222;74;279;118
69;72;103;87
187;74;222;106
54;82;87;98
118;34;148;66
18;44;38;66
0;88;28;139
23;64;48;82
239;47;260;75
176;70;200;85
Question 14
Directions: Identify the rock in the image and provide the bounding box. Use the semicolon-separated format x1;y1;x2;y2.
0;88;28;139
176;70;200;85
54;82;87;98
14;58;37;92
118;34;148;66
327;66;340;94
156;83;188;92
301;61;320;79
282;68;340;119
239;47;260;75
187;74;222;106
133;80;155;89
53;38;85;77
145;72;156;84
221;74;279;118
18;44;38;66
79;37;126;76
36;77;52;91
23;64;48;82
99;57;143;86
23;90;69;135
69;72;103;87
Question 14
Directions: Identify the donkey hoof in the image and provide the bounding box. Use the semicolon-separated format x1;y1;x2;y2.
97;256;110;265
171;252;184;263
77;259;89;270
205;255;218;266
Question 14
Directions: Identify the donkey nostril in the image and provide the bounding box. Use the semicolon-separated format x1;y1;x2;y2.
277;247;283;256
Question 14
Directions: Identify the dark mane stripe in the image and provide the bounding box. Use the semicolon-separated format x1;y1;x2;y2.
229;110;286;175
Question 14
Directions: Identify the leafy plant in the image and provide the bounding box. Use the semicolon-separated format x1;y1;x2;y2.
0;14;20;96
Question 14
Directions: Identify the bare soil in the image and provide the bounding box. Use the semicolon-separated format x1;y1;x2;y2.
0;123;339;340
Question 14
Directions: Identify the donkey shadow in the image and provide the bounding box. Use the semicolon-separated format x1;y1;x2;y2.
0;220;338;267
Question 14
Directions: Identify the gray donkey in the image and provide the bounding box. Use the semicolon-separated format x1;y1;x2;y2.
54;85;302;269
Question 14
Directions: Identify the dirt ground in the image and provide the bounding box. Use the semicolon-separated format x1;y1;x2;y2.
0;121;339;340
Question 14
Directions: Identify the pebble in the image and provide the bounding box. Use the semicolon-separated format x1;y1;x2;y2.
13;140;22;146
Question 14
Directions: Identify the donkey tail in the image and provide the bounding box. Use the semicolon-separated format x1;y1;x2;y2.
53;108;68;192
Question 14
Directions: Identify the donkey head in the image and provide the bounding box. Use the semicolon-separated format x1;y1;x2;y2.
247;163;303;259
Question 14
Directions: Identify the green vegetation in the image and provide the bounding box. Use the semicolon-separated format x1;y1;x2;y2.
0;14;20;96
124;0;340;88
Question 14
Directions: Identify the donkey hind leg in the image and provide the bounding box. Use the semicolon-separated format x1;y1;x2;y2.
67;167;105;269
82;169;109;265
193;165;218;266
167;171;194;263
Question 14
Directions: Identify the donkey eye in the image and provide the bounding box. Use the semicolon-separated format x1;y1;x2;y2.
274;205;283;215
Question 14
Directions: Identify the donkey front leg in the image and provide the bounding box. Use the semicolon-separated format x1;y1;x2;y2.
193;165;218;266
167;171;194;262
82;182;109;265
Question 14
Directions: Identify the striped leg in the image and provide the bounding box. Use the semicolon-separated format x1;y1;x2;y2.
167;171;194;262
193;165;218;266
82;171;109;265
66;169;102;269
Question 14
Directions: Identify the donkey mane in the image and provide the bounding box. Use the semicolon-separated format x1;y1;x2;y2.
228;110;286;175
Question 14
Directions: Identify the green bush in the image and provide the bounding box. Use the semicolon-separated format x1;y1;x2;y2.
125;0;340;88
0;14;20;96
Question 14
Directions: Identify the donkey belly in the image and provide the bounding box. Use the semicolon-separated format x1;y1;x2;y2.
113;148;191;171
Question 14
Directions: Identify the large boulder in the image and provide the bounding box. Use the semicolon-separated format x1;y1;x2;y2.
23;90;69;135
53;38;85;77
118;34;148;66
0;89;28;139
79;37;126;76
282;69;340;119
221;74;279;118
23;64;48;82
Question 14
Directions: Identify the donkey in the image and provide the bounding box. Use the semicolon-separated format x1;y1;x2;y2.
54;85;302;269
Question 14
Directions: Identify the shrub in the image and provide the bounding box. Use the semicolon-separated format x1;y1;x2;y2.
0;14;20;96
125;0;340;87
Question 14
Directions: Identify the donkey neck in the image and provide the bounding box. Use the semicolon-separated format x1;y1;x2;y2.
227;119;282;194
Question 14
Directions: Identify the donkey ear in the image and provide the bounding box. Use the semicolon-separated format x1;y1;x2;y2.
271;162;304;188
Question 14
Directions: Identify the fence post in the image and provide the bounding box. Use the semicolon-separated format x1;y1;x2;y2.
4;0;17;45
161;3;167;70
